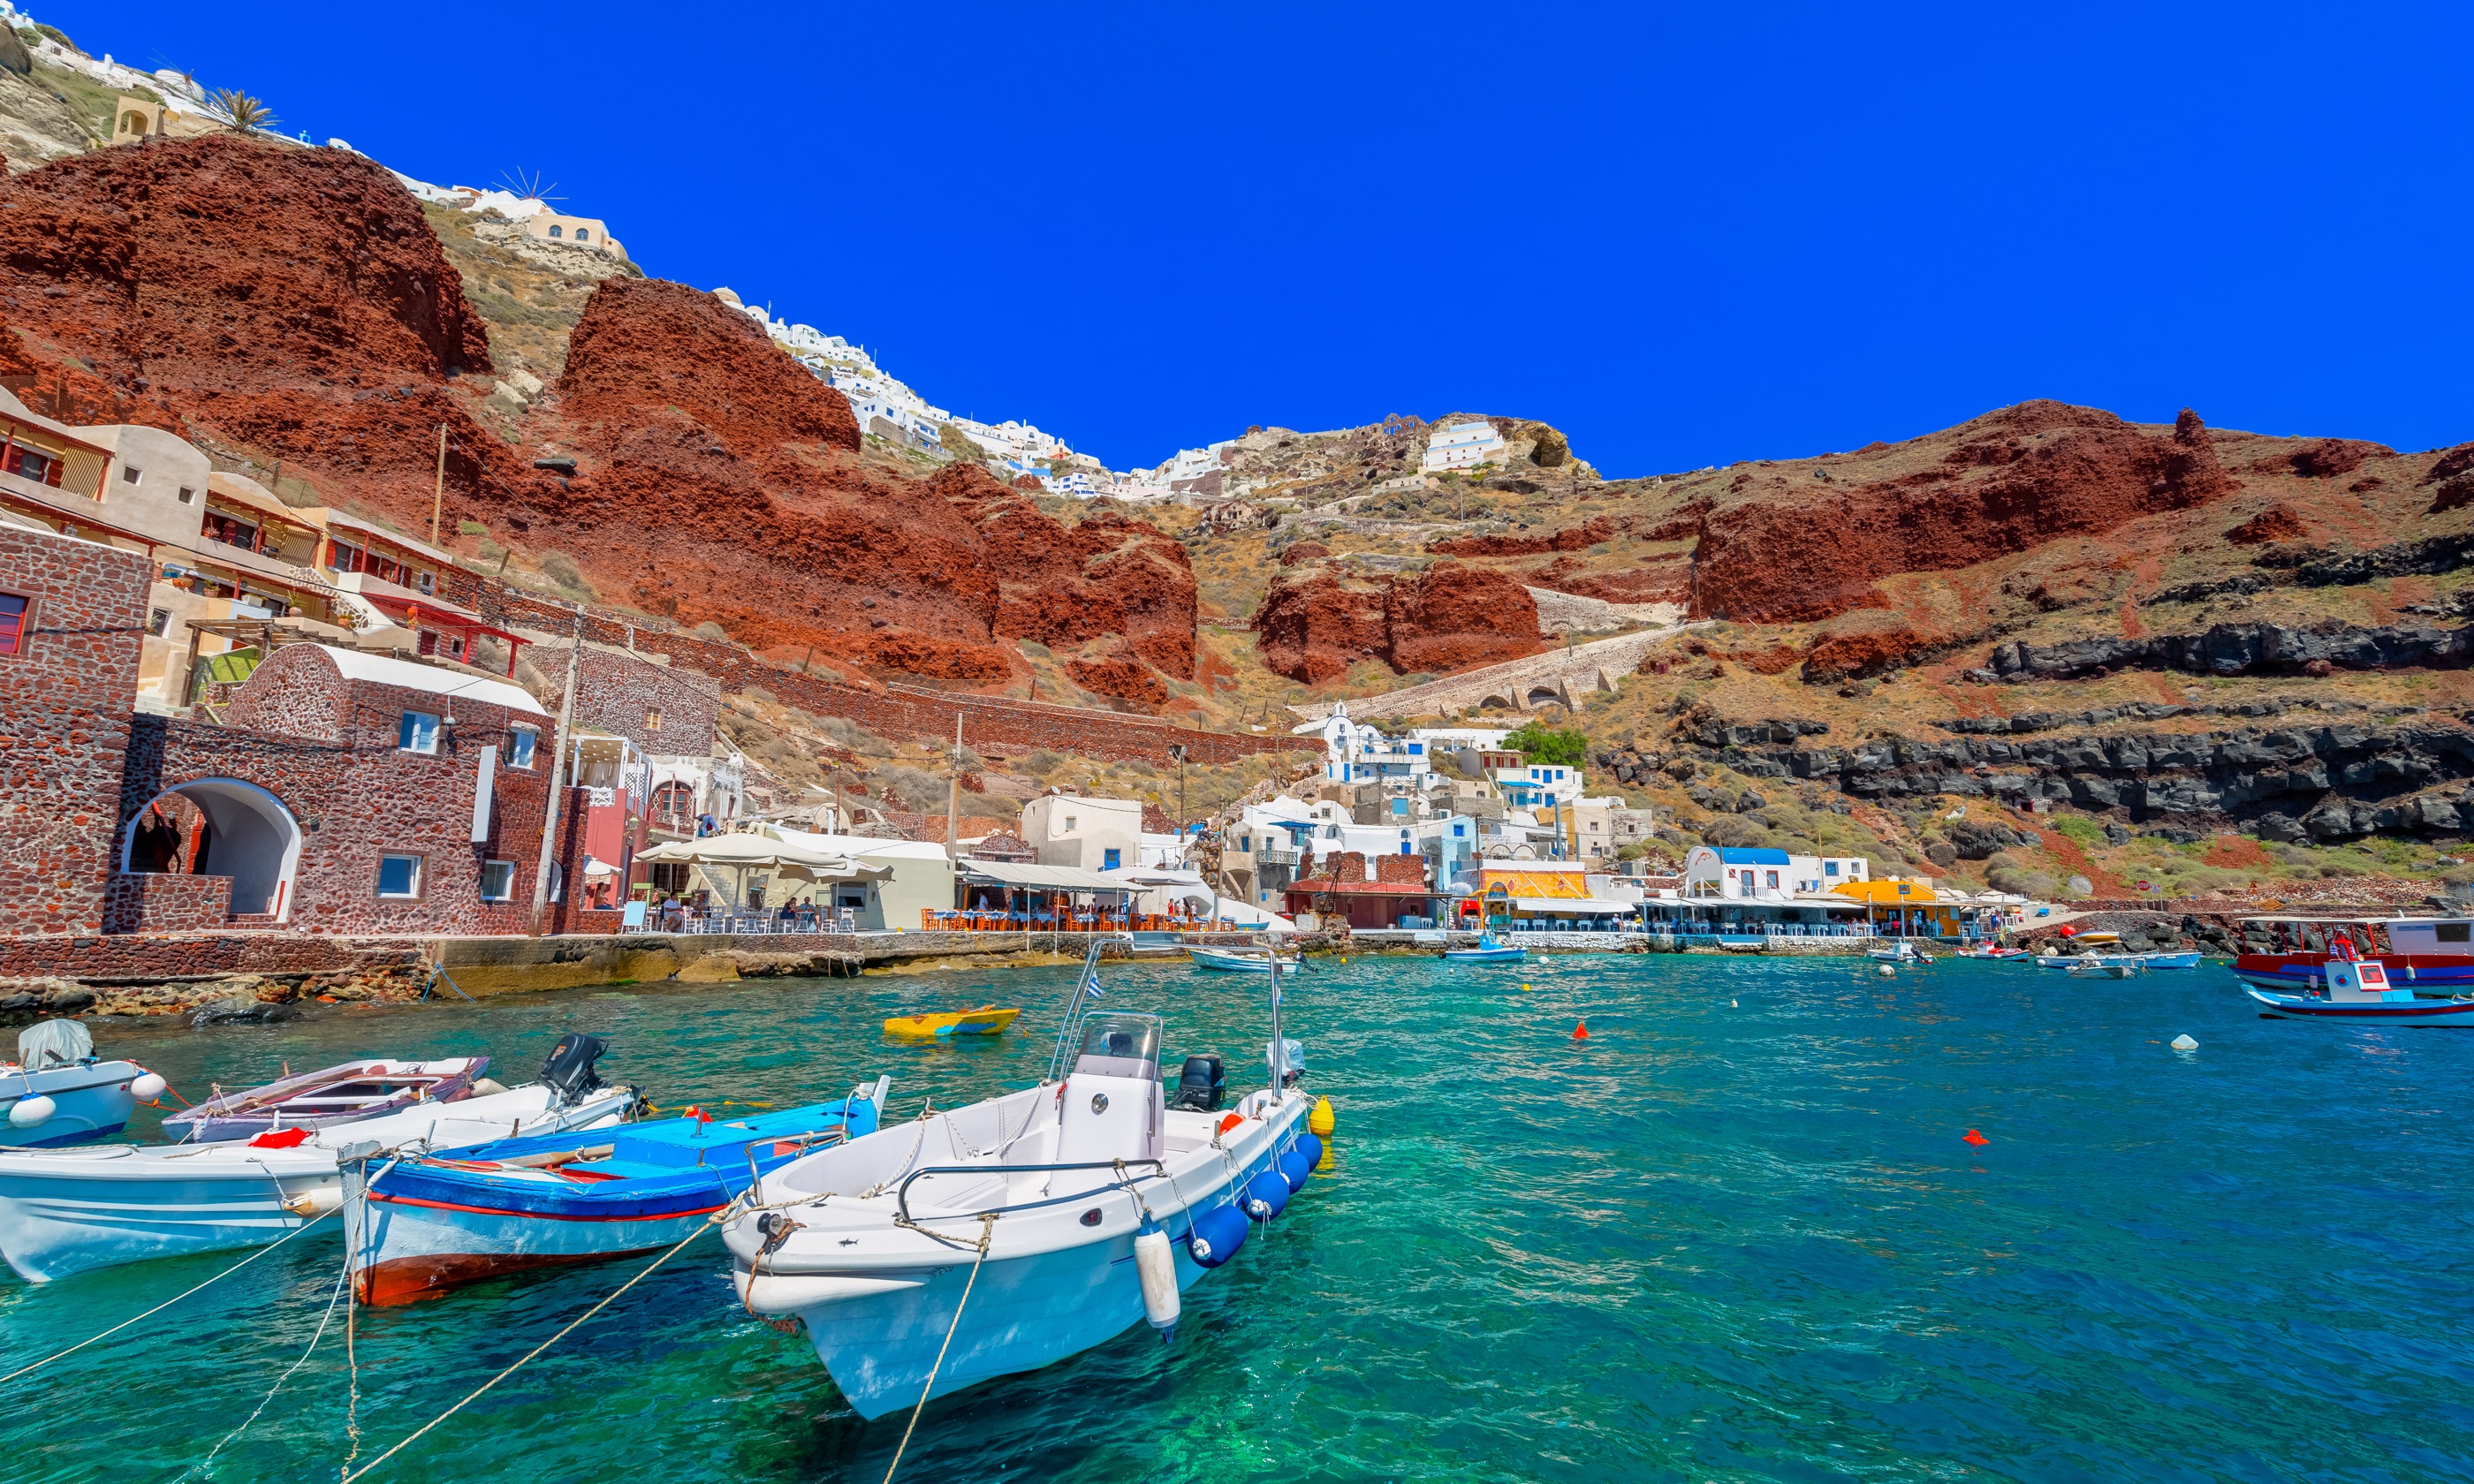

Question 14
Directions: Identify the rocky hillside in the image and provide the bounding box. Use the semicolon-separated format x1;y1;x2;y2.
4;125;2470;905
0;136;1197;697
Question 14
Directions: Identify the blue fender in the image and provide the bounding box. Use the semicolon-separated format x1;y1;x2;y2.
1243;1170;1289;1223
1187;1203;1249;1268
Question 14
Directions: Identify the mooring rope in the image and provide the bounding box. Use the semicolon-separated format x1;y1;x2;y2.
340;1208;732;1482
880;1211;998;1484
0;1208;336;1386
189;1249;353;1480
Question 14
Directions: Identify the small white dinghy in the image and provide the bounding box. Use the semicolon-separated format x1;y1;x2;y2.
2;1021;167;1149
0;1034;634;1283
724;943;1321;1419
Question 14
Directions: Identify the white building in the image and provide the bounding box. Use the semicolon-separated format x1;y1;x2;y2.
1104;473;1176;502
1683;846;1870;902
1408;724;1515;753
1317;702;1449;790
1422;420;1508;473
1490;761;1586;810
823;365;950;449
442;186;627;261
1019;792;1146;874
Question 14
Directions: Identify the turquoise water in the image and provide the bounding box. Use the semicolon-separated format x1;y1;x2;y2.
5;954;2472;1483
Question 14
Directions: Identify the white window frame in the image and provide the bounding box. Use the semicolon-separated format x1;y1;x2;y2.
478;860;516;902
398;710;441;754
506;727;537;769
376;853;423;898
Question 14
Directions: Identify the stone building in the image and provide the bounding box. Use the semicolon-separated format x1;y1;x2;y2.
0;522;155;935
527;634;744;839
2;522;587;938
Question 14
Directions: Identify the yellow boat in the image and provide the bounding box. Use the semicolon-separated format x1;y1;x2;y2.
882;1004;1021;1040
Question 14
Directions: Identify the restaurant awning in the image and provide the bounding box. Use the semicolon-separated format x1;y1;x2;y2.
1509;897;1635;913
954;861;1132;891
634;837;890;880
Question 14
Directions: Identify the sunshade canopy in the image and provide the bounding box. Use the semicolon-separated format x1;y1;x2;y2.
634;836;890;880
955;861;1135;891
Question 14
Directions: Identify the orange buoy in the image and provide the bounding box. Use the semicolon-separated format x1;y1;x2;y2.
1962;1128;1989;1147
1573;1020;1590;1040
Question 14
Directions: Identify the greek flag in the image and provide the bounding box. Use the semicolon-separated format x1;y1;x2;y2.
1079;969;1104;1001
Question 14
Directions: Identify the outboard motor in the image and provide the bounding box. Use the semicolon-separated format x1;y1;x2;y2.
1169;1054;1226;1112
537;1034;609;1106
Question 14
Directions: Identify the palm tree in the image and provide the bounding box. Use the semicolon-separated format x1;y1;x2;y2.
207;88;275;134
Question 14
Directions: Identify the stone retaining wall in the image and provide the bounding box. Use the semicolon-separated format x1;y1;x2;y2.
479;585;1317;768
101;871;231;933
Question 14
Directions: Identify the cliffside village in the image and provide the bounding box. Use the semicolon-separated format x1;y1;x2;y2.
0;372;2028;958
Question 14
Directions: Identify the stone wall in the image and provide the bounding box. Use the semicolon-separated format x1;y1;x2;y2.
567;642;722;757
478;584;1316;768
0;526;153;934
0;930;427;979
101;870;230;933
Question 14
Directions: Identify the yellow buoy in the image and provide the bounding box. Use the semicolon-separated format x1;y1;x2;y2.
1309;1096;1335;1137
1521;982;1532;992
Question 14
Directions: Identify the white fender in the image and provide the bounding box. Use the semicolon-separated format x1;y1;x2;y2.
9;1094;56;1129
129;1071;168;1103
1134;1230;1180;1340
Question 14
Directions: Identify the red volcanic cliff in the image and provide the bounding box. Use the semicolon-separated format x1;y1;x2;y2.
0;139;1196;699
1689;402;2235;623
544;278;1199;685
0;133;504;500
1253;563;1542;683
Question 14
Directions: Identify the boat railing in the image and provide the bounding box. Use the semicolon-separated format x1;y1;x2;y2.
741;1125;854;1192
895;1157;1167;1225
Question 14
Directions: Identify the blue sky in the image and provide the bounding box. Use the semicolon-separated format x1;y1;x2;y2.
43;2;2474;477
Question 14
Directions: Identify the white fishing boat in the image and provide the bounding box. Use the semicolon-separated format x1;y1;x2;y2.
1184;945;1297;973
724;943;1323;1419
2;1021;166;1149
2068;959;2138;979
0;1035;634;1283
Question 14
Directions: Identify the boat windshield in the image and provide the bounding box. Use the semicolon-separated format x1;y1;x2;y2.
1074;1014;1163;1080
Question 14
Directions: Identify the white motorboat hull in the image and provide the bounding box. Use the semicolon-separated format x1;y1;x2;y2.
795;1221;1214;1419
0;1086;633;1283
0;1061;146;1148
732;1089;1312;1419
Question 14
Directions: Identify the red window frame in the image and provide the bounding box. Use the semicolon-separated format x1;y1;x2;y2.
0;591;27;657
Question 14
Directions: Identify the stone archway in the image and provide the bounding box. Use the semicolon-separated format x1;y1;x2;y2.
122;778;303;922
1526;685;1567;709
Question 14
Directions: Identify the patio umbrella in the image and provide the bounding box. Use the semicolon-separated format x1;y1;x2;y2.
634;837;888;913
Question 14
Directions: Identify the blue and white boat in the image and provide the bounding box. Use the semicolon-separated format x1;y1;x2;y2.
725;943;1323;1418
2;1022;165;1149
0;1035;633;1283
1443;932;1525;963
348;1079;887;1304
1186;945;1296;973
2244;953;2474;1026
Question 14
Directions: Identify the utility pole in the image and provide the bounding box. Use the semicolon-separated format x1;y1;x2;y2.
530;610;584;930
944;714;963;862
1170;743;1188;841
429;423;447;547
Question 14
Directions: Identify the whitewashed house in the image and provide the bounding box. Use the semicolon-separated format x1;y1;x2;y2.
1422;420;1508;473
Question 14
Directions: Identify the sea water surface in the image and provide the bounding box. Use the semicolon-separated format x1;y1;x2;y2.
5;954;2471;1483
